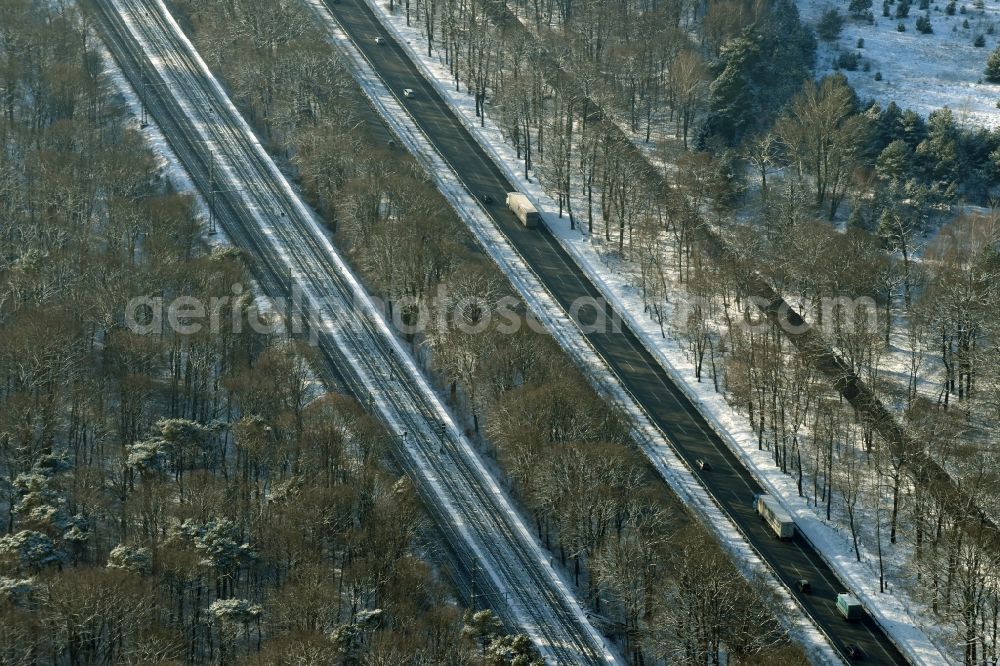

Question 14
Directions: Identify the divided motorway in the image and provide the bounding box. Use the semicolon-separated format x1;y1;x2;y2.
322;1;910;663
90;0;619;662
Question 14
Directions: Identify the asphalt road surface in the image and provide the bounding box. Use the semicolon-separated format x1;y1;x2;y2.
323;1;911;663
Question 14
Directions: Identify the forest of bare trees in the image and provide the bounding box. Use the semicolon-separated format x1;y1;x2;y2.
7;0;998;660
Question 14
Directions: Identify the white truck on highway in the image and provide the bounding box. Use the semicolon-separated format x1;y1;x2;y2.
506;192;539;228
836;593;864;621
755;494;795;540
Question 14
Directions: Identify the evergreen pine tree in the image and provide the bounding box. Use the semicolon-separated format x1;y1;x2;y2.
900;109;928;144
876;140;914;181
915;108;960;184
850;0;874;15
818;8;845;39
985;45;1000;81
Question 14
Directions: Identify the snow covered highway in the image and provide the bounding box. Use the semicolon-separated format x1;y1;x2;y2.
89;0;621;662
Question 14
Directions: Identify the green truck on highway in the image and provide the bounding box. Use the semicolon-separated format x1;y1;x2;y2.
836;593;864;621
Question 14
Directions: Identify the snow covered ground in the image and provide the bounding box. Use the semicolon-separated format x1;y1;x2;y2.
801;0;1000;127
354;1;955;663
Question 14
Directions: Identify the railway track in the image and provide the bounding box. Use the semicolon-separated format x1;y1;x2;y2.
90;0;619;662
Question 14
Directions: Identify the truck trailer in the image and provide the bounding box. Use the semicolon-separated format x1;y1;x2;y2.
506;192;539;228
836;593;864;621
755;494;795;540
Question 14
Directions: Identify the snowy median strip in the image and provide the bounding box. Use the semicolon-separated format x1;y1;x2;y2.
334;0;950;663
